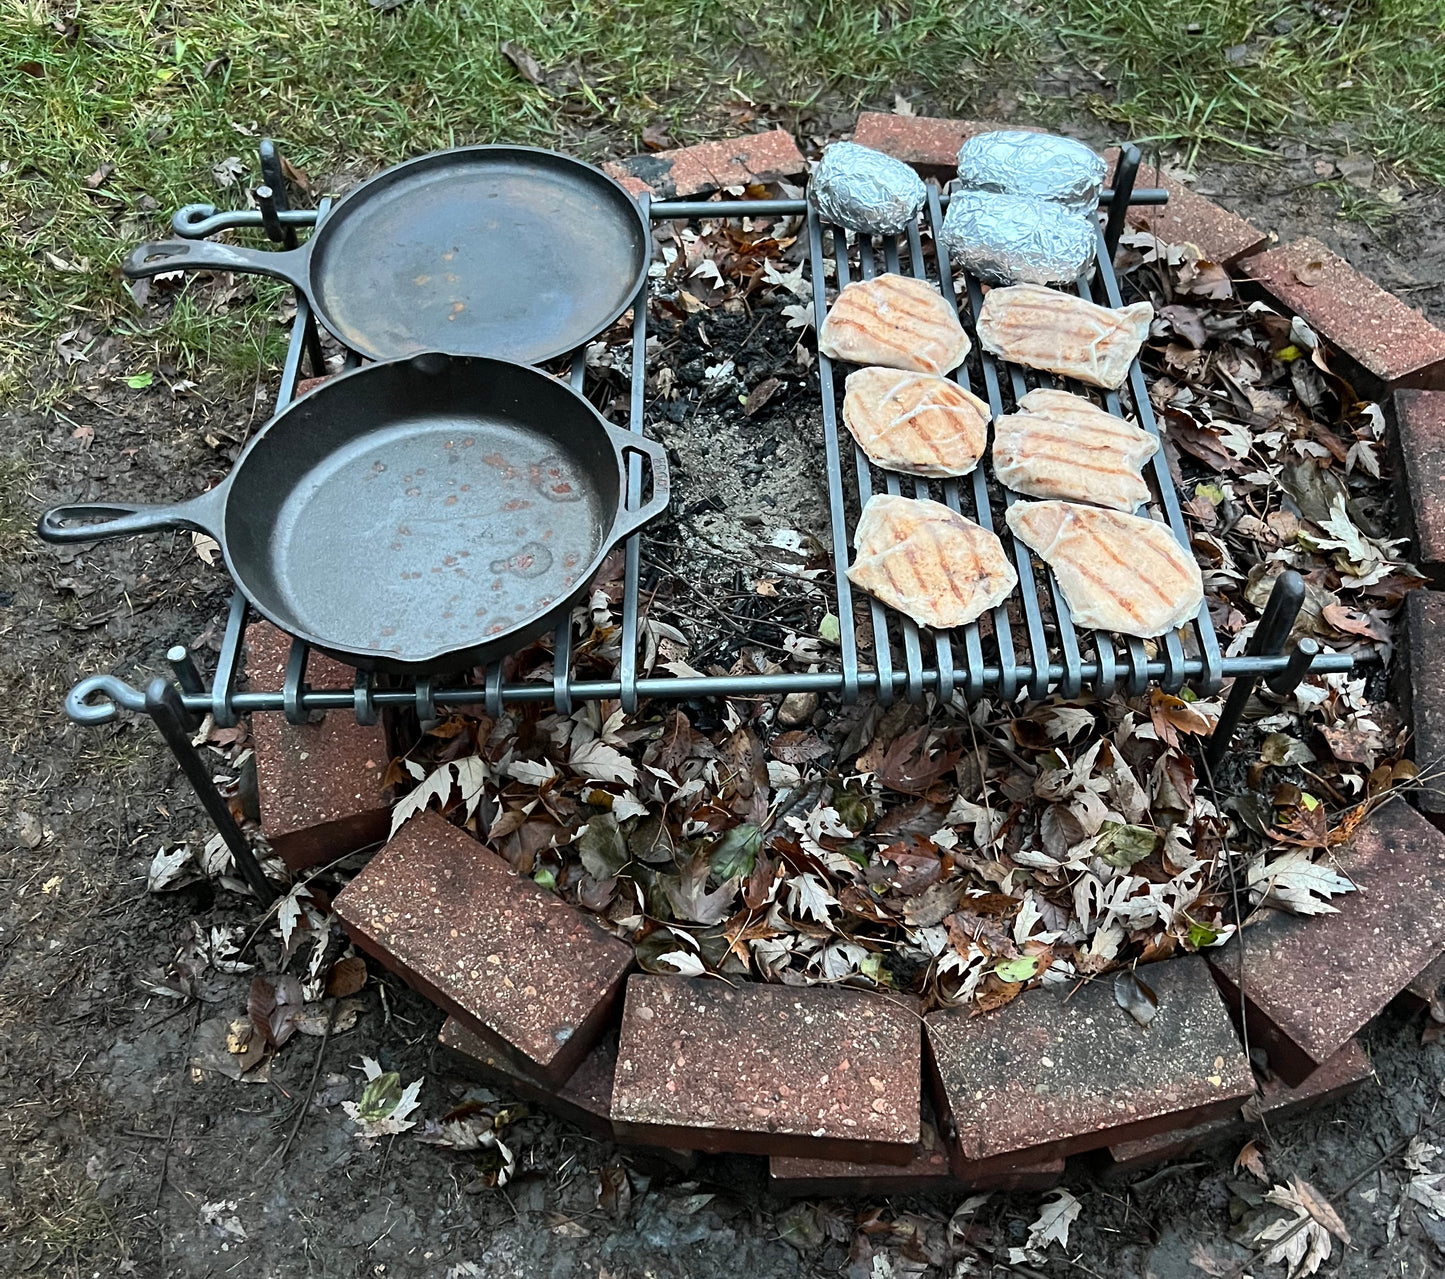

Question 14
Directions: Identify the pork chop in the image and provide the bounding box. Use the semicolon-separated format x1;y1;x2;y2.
975;284;1152;389
1004;500;1202;637
847;494;1017;630
843;367;990;477
819;273;971;375
992;388;1158;511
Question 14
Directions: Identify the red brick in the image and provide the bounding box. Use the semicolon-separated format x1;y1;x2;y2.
247;622;390;871
1400;591;1445;817
605;128;805;200
611;976;920;1163
1247;1037;1374;1121
850;113;1022;180
334;810;632;1086
958;1154;1066;1193
1241;238;1445;389
1394;392;1445;573
1104;1116;1240;1176
1122;162;1269;266
1404;950;1445;1008
1209;802;1445;1084
437;1016;616;1138
1106;1039;1374;1174
927;956;1252;1178
769;1122;953;1196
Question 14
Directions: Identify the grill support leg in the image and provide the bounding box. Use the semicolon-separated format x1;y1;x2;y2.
145;676;279;905
1103;143;1140;264
258;137;326;377
1203;570;1306;772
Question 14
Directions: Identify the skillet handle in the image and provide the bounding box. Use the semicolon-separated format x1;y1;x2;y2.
610;434;671;539
37;488;226;546
121;239;309;291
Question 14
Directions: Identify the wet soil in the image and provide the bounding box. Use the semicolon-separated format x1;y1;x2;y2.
5;124;1445;1279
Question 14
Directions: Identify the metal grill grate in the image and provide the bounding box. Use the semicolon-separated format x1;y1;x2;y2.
806;192;1225;709
65;142;1350;738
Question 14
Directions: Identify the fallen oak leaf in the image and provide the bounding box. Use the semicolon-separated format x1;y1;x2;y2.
326;955;367;998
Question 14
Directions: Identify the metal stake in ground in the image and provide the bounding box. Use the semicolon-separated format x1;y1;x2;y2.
144;676;279;904
1204;570;1306;772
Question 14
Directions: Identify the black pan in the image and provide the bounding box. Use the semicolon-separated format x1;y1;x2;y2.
122;146;650;365
39;354;668;674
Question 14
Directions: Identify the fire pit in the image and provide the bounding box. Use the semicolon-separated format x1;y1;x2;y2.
62;139;1350;901
57;132;1433;1200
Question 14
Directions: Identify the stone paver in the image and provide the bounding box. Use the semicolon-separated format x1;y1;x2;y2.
1210;802;1445;1084
1394;392;1445;574
1105;1039;1374;1174
1405;950;1445;1009
928;956;1252;1177
1123;163;1269;265
1399;590;1445;818
1241;238;1445;388
247;622;390;871
612;976;920;1162
335;810;633;1085
604;128;805;200
438;1017;615;1138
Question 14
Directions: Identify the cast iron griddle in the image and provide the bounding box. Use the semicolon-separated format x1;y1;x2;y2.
122;147;650;365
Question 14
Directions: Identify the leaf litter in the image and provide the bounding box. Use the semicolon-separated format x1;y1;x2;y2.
142;186;1432;1237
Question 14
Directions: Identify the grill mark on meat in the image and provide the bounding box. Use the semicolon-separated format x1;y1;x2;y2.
999;446;1148;480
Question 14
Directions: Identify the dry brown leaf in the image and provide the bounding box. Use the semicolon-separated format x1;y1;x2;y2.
326;955;368;999
1291;1177;1351;1244
1234;1139;1267;1181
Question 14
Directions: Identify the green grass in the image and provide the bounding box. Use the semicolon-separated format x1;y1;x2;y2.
1056;0;1445;175
0;0;1442;398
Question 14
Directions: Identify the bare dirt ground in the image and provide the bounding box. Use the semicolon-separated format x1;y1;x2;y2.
5;114;1445;1279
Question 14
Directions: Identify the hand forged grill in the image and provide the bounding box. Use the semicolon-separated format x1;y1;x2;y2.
62;141;1352;898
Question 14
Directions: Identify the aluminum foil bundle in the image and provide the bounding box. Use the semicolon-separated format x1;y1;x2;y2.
808;142;927;236
939;191;1097;286
956;130;1107;215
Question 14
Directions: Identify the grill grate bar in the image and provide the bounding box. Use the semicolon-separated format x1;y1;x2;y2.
830;228;899;706
805;202;862;702
922;186;1013;703
617;193;652;715
964;271;1052;702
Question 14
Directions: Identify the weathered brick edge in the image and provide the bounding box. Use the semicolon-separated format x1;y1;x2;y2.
334;118;1445;1185
1240;238;1445;391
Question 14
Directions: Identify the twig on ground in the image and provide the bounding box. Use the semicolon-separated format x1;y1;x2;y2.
267;996;338;1169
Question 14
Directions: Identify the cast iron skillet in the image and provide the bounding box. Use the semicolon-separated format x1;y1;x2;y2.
39;355;668;674
121;146;650;365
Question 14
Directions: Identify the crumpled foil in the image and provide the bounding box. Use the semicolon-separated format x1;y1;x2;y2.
939;191;1097;286
808;141;927;236
956;130;1107;215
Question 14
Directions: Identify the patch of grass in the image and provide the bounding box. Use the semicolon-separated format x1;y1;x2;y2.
0;454;35;558
0;0;1031;393
0;0;1442;397
1055;0;1445;177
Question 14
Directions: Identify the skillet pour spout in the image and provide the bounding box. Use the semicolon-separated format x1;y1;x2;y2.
38;353;669;674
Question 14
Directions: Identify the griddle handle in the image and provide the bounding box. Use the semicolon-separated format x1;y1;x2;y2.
121;238;309;291
611;434;671;538
37;487;226;545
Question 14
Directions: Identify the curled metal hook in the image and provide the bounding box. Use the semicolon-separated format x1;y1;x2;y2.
65;674;147;725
